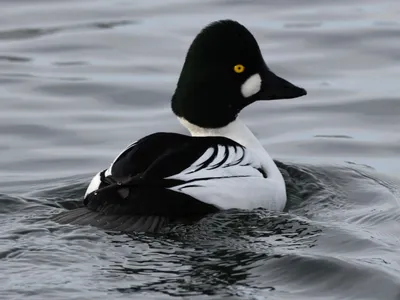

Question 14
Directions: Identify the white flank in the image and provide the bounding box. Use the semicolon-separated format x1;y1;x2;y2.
177;117;287;211
84;170;102;198
170;176;284;211
85;141;137;198
241;73;261;98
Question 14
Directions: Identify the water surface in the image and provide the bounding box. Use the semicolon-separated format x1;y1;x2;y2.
1;0;400;299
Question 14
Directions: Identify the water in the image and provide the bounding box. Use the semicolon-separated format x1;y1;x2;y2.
1;0;400;299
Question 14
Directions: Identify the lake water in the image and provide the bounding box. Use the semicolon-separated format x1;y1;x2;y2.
1;0;400;299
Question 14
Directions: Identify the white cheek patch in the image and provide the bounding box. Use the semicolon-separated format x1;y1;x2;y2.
241;73;261;98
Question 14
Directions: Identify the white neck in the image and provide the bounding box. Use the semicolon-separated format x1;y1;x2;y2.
178;117;284;182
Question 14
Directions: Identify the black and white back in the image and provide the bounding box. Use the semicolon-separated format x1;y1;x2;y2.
52;132;271;232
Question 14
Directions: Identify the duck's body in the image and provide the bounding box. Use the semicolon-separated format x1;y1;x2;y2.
85;119;286;212
53;19;306;232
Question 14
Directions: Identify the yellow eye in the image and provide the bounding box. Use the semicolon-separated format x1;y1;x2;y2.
233;64;245;73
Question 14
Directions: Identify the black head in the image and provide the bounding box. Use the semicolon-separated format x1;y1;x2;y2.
171;19;307;128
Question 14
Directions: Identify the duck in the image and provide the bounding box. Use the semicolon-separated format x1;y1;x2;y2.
52;19;307;232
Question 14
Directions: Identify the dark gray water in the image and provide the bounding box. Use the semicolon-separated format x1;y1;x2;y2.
1;0;400;299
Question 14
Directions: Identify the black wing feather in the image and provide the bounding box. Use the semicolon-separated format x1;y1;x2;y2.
52;132;244;232
110;132;190;178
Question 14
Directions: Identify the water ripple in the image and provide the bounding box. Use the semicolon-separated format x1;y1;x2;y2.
1;0;400;299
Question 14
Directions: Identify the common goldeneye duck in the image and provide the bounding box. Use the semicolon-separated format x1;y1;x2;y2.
53;19;307;232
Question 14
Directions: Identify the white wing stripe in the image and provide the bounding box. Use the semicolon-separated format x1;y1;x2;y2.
167;145;263;182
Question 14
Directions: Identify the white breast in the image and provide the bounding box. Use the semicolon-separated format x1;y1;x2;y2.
84;170;102;198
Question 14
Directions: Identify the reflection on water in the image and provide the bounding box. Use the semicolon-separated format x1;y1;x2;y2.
1;0;400;299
